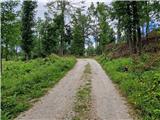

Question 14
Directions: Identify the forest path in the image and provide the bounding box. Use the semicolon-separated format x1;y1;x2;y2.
89;59;133;120
16;59;133;120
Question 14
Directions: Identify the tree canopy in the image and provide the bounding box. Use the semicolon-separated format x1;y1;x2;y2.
1;0;160;60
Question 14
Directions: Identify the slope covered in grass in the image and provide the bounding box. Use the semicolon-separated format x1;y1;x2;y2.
1;54;76;120
97;53;160;120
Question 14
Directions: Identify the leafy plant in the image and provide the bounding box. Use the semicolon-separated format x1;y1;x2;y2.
2;54;76;120
97;54;160;119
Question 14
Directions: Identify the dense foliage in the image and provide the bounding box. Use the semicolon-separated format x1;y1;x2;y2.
1;0;160;59
97;53;160;119
1;0;160;119
71;9;87;56
111;1;160;55
21;1;37;60
1;1;20;60
1;55;76;120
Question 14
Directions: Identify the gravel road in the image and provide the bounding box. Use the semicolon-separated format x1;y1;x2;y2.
89;59;133;120
16;59;133;120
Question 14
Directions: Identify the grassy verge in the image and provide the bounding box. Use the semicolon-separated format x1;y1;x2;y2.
96;53;160;120
72;63;92;120
1;54;76;120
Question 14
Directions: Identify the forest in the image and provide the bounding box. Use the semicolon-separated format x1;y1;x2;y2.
1;0;160;120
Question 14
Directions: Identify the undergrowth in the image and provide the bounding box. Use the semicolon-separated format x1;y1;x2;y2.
97;53;160;120
72;63;92;120
1;54;76;120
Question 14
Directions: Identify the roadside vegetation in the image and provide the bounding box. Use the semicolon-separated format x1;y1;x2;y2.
1;54;76;120
72;64;92;120
97;51;160;119
1;0;160;120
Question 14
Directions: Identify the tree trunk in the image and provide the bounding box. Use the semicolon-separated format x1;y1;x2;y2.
38;33;41;57
132;1;138;54
1;46;4;60
117;19;121;42
137;26;142;55
59;0;65;56
25;53;30;61
1;47;3;74
136;2;142;55
127;28;132;54
5;43;8;61
145;1;149;42
15;46;18;60
126;2;133;54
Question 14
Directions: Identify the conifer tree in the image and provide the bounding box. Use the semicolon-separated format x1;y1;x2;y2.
21;0;37;60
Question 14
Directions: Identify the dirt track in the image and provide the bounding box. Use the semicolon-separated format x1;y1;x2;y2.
16;59;133;120
89;59;132;120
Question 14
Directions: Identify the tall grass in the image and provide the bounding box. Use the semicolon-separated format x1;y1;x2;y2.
1;54;76;120
73;64;92;120
97;54;160;120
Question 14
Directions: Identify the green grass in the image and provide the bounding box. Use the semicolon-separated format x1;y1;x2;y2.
97;54;160;120
1;54;76;120
72;64;92;120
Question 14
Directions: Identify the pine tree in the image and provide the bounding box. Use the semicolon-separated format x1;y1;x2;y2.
21;0;37;60
41;13;60;56
71;9;87;56
1;1;19;60
96;2;111;53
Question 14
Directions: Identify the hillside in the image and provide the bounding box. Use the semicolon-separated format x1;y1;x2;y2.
97;42;160;119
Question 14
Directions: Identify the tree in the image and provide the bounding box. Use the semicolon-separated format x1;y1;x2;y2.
87;2;100;54
111;1;160;55
40;13;60;56
46;0;85;55
21;0;37;60
1;0;20;60
64;25;72;54
96;2;112;53
71;9;87;56
111;1;133;53
33;17;43;58
47;0;68;56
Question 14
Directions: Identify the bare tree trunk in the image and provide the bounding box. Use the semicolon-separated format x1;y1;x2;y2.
117;19;121;42
5;43;8;61
59;0;65;56
38;33;41;57
15;46;18;60
25;53;29;61
137;26;142;55
1;46;2;74
126;2;133;54
127;28;132;54
132;1;138;54
136;2;142;55
145;1;149;43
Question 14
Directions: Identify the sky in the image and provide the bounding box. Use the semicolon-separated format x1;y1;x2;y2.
34;0;112;48
36;0;113;19
35;0;160;46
